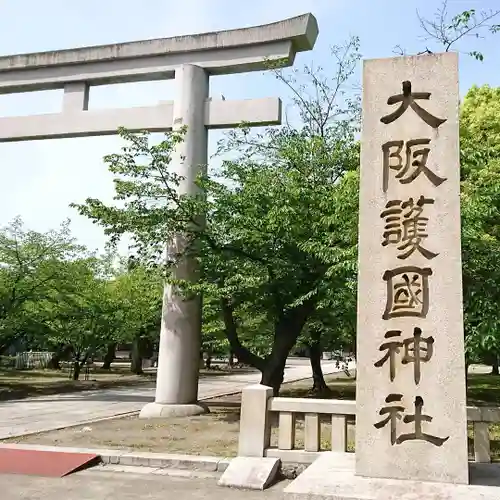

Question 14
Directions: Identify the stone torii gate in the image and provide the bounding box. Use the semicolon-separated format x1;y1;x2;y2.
0;13;318;418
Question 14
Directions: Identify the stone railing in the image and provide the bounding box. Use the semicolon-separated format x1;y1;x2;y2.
237;384;500;464
468;406;500;463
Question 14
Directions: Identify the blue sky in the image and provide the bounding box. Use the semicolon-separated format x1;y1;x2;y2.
0;0;498;253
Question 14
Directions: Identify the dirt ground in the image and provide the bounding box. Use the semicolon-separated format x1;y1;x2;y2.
4;405;357;457
8;408;243;456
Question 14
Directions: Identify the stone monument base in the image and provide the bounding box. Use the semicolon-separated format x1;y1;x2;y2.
284;452;500;500
139;402;209;419
218;456;281;490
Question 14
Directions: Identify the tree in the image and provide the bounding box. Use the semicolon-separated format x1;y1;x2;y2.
194;151;358;393
0;218;87;354
112;263;163;374
26;250;163;379
72;38;361;394
460;85;500;157
460;85;500;372
202;294;232;368
38;257;122;380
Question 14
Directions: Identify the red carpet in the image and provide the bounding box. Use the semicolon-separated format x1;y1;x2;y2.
0;448;100;477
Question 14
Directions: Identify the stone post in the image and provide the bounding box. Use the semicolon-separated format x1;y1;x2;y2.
355;53;468;484
140;65;209;418
238;385;273;457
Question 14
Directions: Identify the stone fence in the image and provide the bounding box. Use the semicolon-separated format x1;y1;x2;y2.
237;384;500;465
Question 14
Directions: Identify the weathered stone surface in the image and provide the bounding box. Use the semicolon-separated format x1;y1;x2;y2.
284;452;500;500
356;52;468;484
0;97;282;142
238;385;273;457
218;456;280;490
139;402;209;419
0;14;319;92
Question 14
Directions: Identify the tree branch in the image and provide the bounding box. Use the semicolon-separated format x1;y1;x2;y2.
416;0;500;57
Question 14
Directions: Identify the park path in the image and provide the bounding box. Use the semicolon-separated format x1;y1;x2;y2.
0;359;349;440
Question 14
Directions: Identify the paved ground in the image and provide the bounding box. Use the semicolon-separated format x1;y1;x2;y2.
0;359;349;440
1;467;288;499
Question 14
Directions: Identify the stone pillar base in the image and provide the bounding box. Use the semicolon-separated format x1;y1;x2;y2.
139;402;209;419
284;452;500;500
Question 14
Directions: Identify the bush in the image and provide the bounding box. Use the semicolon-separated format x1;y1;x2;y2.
0;355;16;368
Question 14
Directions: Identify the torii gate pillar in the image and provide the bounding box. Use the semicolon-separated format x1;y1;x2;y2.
0;14;318;417
147;64;210;417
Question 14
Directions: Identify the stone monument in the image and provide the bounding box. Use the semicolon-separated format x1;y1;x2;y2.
355;51;468;484
0;13;318;418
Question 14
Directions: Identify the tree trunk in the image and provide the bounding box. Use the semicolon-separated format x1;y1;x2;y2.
260;355;288;396
205;354;212;370
102;343;116;370
309;334;330;394
261;313;313;396
228;350;234;368
130;338;143;375
72;360;81;381
492;356;499;375
260;335;297;396
221;296;316;395
48;350;63;370
48;353;62;370
49;345;73;370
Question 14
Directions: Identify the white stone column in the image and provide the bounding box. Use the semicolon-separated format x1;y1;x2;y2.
140;64;209;418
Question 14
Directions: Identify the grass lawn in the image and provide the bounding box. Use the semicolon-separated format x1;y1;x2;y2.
280;371;500;406
0;365;156;401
